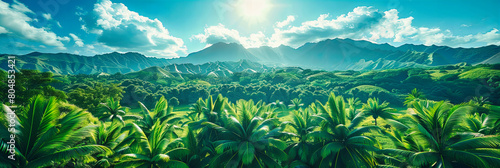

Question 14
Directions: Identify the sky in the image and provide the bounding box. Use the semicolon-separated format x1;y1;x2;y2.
0;0;499;58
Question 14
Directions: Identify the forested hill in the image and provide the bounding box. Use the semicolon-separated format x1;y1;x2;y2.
2;38;500;74
0;52;171;75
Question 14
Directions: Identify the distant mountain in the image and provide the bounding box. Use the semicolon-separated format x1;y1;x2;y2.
169;39;500;70
169;43;258;64
164;59;271;75
2;38;499;74
125;60;274;79
0;52;171;75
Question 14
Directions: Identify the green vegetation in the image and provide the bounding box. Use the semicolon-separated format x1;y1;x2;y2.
1;63;500;167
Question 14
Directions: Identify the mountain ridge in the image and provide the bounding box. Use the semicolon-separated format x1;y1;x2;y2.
1;38;499;74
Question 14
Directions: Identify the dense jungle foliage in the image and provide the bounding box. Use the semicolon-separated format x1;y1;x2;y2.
1;63;500;168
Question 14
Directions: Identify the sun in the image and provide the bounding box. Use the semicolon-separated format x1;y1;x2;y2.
236;0;272;22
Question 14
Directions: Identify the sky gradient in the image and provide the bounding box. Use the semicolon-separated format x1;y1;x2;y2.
0;0;499;58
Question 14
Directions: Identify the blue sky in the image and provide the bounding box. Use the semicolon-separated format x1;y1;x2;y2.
0;0;499;58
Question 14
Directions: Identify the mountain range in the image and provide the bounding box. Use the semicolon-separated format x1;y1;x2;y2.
1;38;499;75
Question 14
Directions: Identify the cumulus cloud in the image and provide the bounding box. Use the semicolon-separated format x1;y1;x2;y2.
271;6;384;47
276;15;295;28
69;33;84;47
79;0;186;57
192;24;270;48
0;0;68;49
194;6;500;49
192;24;241;44
475;28;500;45
274;7;500;47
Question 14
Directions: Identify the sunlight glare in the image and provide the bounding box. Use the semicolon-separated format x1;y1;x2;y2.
237;0;272;22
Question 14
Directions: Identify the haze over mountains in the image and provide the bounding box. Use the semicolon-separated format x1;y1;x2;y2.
2;38;500;75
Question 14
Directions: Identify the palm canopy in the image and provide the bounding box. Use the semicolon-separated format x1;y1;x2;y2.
96;97;141;124
346;97;362;121
464;113;500;135
399;100;500;167
189;94;230;142
283;107;322;167
0;95;111;168
403;88;426;107
117;121;189;168
137;96;181;137
308;93;380;168
206;99;288;168
89;122;134;167
289;98;304;111
361;98;398;126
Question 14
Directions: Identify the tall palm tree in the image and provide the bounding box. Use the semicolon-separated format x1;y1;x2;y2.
96;97;141;124
207;100;288;168
89;122;134;167
137;96;182;137
0;96;111;168
309;93;380;168
117;121;189;168
361;98;398;126
393;100;500;167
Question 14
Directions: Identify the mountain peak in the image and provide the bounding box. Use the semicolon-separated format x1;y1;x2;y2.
27;51;43;56
211;42;245;48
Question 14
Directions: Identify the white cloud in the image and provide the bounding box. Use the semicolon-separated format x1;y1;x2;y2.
193;24;241;44
13;42;36;50
276;15;295;28
475;28;500;45
42;13;51;20
270;6;384;47
0;0;68;50
80;0;186;57
197;6;500;48
192;24;269;48
69;33;84;47
0;26;7;33
10;0;32;14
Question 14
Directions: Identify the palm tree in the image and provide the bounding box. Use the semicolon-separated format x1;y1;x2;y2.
207;100;288;168
137;96;182;137
393;100;500;167
346;97;361;121
288;98;304;111
403;88;426;107
468;96;491;115
309;93;380;168
0;95;111;168
117;121;189;168
189;95;229;143
181;129;216;168
96;97;141;124
378;119;426;167
283;107;321;167
89;122;134;167
361;98;398;126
